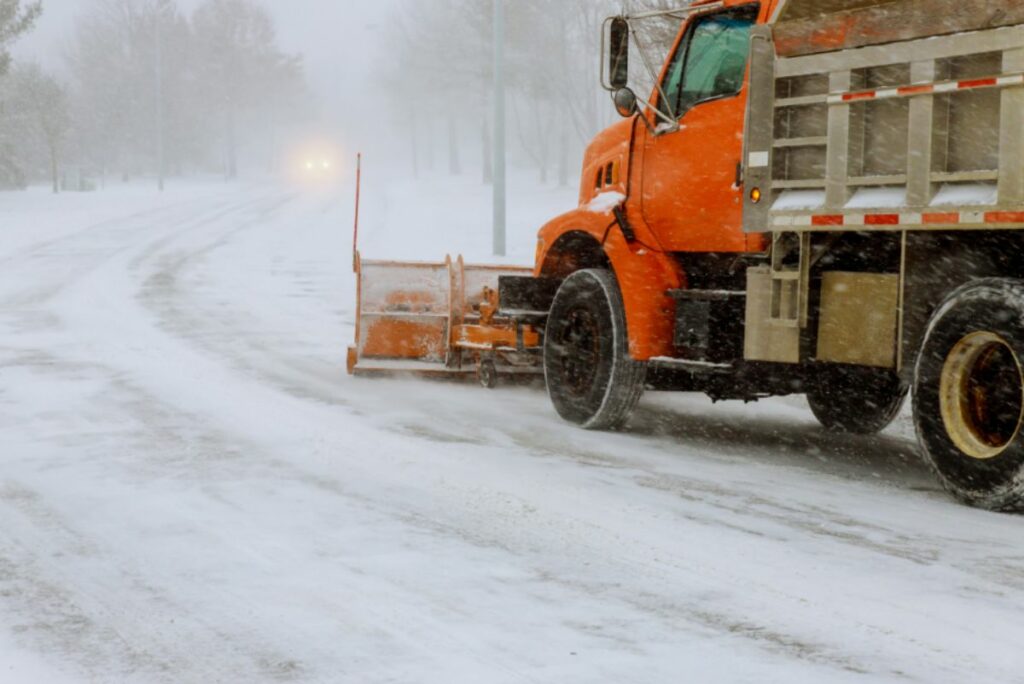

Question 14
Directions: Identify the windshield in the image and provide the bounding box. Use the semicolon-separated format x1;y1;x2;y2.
658;7;758;119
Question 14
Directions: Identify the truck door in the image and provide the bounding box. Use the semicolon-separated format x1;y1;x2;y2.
640;6;758;253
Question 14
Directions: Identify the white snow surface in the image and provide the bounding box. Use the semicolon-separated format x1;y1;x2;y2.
1;174;1023;683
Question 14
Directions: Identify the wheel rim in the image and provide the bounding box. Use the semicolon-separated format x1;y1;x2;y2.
939;331;1024;460
556;308;600;396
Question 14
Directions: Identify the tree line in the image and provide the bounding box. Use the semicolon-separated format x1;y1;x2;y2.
0;0;308;192
381;0;685;187
1;0;693;193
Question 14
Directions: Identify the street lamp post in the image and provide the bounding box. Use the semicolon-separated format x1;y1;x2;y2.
155;7;165;192
492;0;506;257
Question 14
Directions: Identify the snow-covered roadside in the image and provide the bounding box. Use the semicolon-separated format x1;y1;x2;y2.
0;180;236;261
0;173;1022;682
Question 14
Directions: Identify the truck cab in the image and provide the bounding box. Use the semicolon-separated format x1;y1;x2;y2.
536;0;775;366
635;2;763;254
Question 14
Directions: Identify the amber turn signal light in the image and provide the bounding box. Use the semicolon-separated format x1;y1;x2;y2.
750;187;762;204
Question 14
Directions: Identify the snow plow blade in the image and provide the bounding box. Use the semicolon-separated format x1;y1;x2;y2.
347;252;543;384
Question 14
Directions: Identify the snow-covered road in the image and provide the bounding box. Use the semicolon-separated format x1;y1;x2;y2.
1;180;1022;683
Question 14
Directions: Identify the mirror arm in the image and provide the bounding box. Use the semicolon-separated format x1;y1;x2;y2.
639;97;680;132
631;28;677;122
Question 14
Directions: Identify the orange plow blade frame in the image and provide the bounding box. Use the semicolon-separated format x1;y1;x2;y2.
347;252;542;380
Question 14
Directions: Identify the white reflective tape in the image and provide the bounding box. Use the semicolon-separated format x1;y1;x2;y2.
774;214;813;227
827;94;844;104
934;82;958;93
901;213;922;225
962;211;985;223
876;88;899;99
998;74;1024;86
846;214;866;225
748;151;770;168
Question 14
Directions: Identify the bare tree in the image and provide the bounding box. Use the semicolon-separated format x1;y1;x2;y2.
62;0;306;184
19;63;69;192
0;62;69;191
67;0;194;182
386;0;495;181
381;0;687;186
192;0;304;180
0;0;40;76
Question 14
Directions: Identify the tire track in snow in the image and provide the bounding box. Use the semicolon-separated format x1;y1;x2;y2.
116;184;1024;679
110;189;958;679
94;189;895;678
0;191;336;682
1;190;637;682
0;192;285;315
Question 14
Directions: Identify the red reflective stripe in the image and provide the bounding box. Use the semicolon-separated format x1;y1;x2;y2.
898;84;934;96
985;211;1024;223
812;215;844;226
843;90;876;102
922;213;960;225
865;214;900;225
836;77;1011;103
959;78;998;89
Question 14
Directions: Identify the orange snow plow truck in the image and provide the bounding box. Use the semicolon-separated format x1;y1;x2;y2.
349;0;1024;511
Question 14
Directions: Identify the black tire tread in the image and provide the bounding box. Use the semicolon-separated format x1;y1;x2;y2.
544;269;646;431
806;366;907;435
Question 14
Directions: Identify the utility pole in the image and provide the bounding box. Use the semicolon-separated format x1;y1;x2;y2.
492;0;506;257
155;5;165;192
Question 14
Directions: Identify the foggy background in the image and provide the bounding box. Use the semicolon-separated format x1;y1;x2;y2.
3;4;1024;683
1;0;680;195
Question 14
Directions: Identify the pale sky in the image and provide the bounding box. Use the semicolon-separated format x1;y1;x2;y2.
13;0;394;98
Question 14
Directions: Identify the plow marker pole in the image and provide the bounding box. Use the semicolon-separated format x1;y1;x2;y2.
352;152;362;272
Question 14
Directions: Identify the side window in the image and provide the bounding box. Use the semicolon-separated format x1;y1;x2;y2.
658;8;756;120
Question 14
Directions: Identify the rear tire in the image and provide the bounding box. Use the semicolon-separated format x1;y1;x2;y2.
544;269;646;430
806;365;906;434
914;279;1024;511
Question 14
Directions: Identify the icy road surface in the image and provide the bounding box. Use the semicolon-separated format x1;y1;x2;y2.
1;178;1023;683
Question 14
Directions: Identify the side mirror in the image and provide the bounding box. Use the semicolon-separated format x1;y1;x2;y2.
612;87;638;118
609;17;629;90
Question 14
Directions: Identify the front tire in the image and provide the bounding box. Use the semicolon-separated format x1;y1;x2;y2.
543;269;646;430
914;279;1024;511
806;364;907;434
